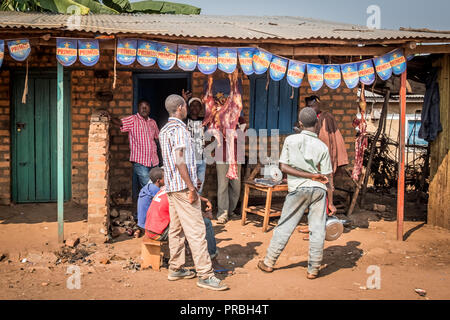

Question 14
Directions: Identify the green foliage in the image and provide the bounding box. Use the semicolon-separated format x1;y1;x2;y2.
38;0;90;14
73;0;118;13
130;1;201;14
0;0;201;15
102;0;131;12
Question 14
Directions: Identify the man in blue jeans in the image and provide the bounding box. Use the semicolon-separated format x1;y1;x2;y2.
258;107;337;279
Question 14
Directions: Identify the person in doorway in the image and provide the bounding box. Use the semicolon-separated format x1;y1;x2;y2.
159;94;228;291
182;89;207;195
111;99;160;192
216;115;247;225
257;107;336;279
145;183;230;274
298;96;349;237
136;167;164;231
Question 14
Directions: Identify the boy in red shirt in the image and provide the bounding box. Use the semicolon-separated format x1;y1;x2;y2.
145;186;229;273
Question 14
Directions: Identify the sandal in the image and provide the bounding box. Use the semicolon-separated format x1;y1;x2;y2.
306;271;319;279
216;216;228;224
298;226;309;233
257;260;273;273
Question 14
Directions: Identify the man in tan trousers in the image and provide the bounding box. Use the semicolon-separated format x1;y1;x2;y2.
159;94;228;291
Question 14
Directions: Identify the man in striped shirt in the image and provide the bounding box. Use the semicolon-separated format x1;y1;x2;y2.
159;94;228;291
112;99;160;191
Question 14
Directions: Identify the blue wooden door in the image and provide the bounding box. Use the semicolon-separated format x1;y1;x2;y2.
249;74;298;134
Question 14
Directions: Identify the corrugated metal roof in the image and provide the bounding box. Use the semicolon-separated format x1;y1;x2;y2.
362;90;424;103
0;12;450;42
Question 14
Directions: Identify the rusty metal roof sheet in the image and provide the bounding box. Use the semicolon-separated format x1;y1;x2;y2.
1;12;449;42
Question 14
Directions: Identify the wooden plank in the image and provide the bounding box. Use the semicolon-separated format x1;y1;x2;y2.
428;54;450;229
50;77;57;201
397;71;407;240
254;76;268;131
268;45;450;57
278;77;294;133
35;78;51;201
266;45;398;57
14;76;36;202
267;78;279;130
405;45;450;55
241;184;250;226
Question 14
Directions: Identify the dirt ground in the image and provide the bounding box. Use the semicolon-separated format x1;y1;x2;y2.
0;193;449;300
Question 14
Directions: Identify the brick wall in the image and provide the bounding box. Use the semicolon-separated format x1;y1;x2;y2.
0;46;133;206
87;111;111;243
0;70;10;205
0;45;359;209
190;68;359;205
298;81;359;162
71;66;133;205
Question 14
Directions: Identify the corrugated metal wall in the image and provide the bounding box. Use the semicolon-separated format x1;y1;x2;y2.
428;54;450;229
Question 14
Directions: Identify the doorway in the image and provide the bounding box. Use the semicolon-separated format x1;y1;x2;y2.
133;72;191;128
132;72;191;199
11;70;71;203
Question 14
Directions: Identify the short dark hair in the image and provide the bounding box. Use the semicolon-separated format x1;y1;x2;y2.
299;107;318;128
137;99;150;106
305;95;320;106
149;167;164;183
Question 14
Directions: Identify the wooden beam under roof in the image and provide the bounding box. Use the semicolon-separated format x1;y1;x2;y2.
2;30;450;57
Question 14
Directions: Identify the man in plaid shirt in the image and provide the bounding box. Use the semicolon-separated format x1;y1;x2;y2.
159;94;228;291
112;99;160;191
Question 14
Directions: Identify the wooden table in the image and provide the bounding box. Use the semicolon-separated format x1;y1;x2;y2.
241;181;288;232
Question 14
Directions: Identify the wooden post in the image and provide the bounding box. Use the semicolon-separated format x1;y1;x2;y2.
360;89;390;206
57;62;64;243
241;184;250;226
397;70;407;241
262;187;273;232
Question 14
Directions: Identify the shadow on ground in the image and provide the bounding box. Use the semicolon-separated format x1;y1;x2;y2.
0;202;86;225
275;241;363;277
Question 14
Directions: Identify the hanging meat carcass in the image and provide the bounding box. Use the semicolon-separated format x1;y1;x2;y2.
203;70;243;180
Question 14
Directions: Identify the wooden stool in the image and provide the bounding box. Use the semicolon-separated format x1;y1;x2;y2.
241;181;288;232
141;236;167;271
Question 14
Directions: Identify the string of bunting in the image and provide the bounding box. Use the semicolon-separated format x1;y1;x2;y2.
0;37;408;91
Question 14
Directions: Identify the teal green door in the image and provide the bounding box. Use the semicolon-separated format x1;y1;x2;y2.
12;72;71;203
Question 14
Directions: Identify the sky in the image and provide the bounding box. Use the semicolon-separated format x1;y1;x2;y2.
157;0;450;30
